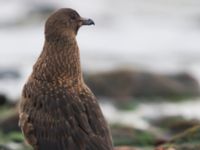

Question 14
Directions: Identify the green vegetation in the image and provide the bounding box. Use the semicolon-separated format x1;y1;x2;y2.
169;126;200;144
0;105;16;120
0;131;23;144
111;124;156;146
115;100;139;111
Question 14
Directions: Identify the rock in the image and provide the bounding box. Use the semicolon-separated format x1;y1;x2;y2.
0;112;20;133
167;73;200;97
0;145;11;150
0;94;7;106
151;116;200;135
85;69;200;101
169;125;200;144
0;69;20;80
156;126;200;150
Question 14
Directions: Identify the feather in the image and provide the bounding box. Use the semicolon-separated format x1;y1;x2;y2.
19;8;113;150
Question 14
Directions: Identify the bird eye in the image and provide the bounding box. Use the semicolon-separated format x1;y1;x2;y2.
71;14;77;20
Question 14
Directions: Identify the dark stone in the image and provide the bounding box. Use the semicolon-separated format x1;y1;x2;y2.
151;116;200;136
84;69;200;101
0;94;7;106
0;113;20;134
0;69;20;79
0;145;11;150
156;126;200;150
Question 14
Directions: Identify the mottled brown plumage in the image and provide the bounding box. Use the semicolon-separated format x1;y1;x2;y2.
19;8;113;150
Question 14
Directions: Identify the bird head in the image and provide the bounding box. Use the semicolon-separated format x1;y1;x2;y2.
45;8;95;39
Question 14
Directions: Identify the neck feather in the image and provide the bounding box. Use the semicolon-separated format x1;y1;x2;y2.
32;35;83;86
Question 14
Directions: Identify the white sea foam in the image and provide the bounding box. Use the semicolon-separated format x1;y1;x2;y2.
101;98;200;129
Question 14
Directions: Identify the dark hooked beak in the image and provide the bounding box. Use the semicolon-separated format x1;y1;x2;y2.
80;18;95;26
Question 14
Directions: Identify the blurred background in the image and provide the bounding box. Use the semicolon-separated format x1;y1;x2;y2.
0;0;200;149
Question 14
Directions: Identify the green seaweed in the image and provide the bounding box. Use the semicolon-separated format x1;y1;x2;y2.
111;124;156;146
0;131;24;144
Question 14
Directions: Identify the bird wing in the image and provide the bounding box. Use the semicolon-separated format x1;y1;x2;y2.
19;81;112;150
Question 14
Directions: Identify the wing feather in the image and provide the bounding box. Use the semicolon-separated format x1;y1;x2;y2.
19;81;112;150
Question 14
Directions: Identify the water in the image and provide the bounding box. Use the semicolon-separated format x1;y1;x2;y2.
101;98;200;129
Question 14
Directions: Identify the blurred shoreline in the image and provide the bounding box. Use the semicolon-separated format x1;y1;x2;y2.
0;1;200;149
0;0;200;120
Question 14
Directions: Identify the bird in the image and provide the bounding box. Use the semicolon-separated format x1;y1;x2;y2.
19;8;113;150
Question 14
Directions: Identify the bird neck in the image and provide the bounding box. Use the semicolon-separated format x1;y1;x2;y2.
32;34;84;87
